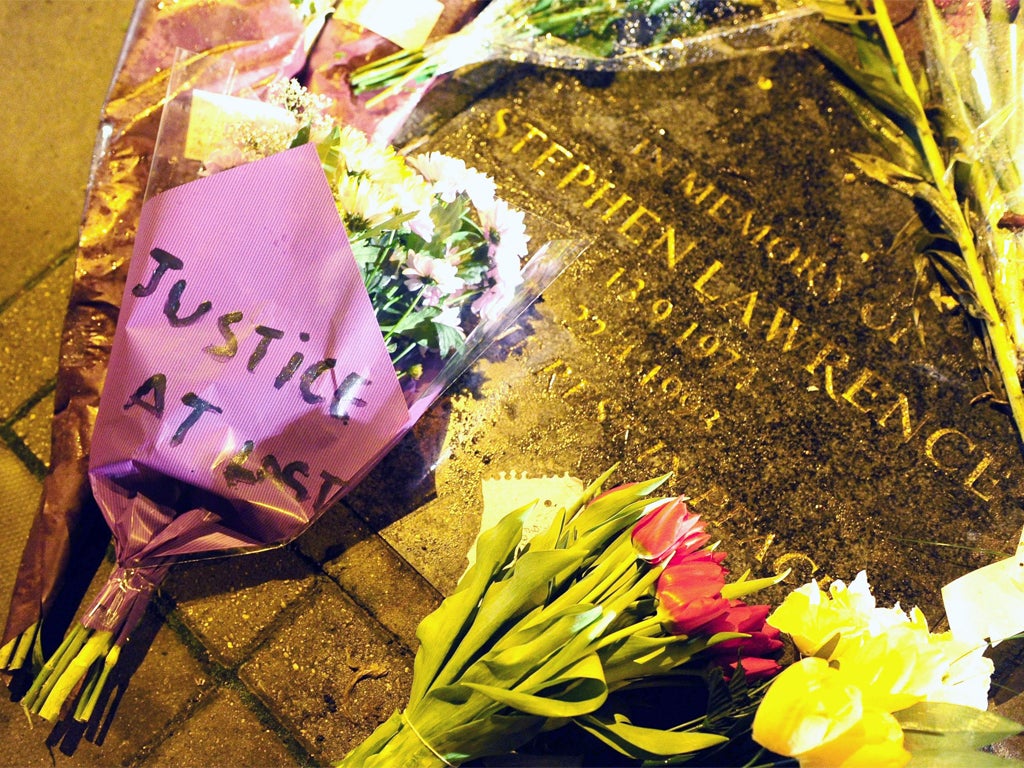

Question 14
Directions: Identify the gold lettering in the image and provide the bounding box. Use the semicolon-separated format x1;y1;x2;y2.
841;368;883;414
615;278;645;302
617;205;662;244
925;428;976;472
717;291;758;329
673;322;698;346
530;141;573;174
582;182;632;221
651;298;673;323
773;552;819;577
676;170;717;204
741;210;772;244
557;162;596;190
638;440;667;462
733;365;760;391
605;266;626;288
765;308;814;353
490;107;511;138
860;303;896;332
694;335;722;358
792;255;830;289
596;398;619;422
649;228;695;272
963;453;1004;502
660;375;684;399
562;380;587;398
706;194;734;221
754;533;776;563
510;122;547;154
804;343;849;377
766;237;801;265
875;394;932;444
692;260;725;302
823;365;840;401
640;365;662;386
611;342;636;363
704;409;721;429
630;137;675;176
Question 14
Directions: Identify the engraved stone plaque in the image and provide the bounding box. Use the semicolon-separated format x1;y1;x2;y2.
336;50;1024;640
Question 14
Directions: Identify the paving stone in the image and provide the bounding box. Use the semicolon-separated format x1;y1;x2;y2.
0;264;73;421
299;504;442;649
140;686;302;768
165;546;319;668
0;611;204;767
0;444;43;629
10;391;57;467
239;581;414;764
0;0;136;303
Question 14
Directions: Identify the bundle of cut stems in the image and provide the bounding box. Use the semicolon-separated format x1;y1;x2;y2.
813;0;1024;445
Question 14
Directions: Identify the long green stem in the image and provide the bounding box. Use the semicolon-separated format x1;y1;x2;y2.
36;630;114;722
820;0;1024;442
21;624;88;710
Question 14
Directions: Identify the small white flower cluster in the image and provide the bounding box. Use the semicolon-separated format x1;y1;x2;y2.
318;131;530;372
198;80;532;377
407;152;529;324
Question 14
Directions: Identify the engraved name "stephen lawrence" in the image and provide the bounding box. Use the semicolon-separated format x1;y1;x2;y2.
488;107;1020;507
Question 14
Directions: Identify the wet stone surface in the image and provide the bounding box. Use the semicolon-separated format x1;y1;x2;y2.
378;50;1024;627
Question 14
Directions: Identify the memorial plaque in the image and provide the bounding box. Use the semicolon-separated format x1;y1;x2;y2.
337;47;1024;634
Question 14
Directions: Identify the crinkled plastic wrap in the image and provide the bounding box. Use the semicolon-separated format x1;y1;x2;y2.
1;0;334;670
449;0;816;72
87;73;581;572
1;0;585;720
0;0;493;685
349;0;818;103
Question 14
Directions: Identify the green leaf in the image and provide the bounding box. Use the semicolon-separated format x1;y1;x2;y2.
435;548;586;695
464;653;608;717
720;569;786;600
602;634;710;687
477;604;605;683
409;504;532;706
575;712;728;759
432;320;465;359
897;701;1024;751
563;473;670;548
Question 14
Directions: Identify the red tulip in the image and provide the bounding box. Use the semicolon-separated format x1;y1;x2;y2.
632;497;710;564
723;655;782;681
703;601;784;680
656;550;730;635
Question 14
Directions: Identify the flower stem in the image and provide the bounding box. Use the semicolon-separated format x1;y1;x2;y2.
74;643;120;723
35;630;113;721
21;623;88;711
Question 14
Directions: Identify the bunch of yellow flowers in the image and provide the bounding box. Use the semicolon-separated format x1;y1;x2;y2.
752;572;994;767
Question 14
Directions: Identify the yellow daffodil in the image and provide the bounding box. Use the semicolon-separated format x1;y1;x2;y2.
766;571;879;658
752;657;911;768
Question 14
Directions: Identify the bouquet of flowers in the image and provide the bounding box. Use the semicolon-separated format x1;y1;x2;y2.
753;572;1019;767
332;469;1024;767
338;468;786;766
348;0;818;106
810;0;1024;444
3;59;582;725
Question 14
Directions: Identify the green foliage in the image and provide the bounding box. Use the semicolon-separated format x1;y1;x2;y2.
810;0;1024;445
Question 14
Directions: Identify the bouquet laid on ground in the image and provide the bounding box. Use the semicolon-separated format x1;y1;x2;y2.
339;469;787;767
2;68;581;724
753;572;1019;767
810;0;1024;443
335;469;1024;767
349;0;818;106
